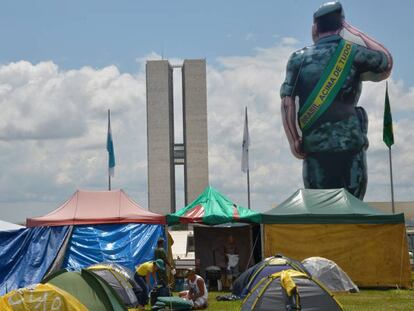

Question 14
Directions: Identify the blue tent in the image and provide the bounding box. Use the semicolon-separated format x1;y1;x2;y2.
0;190;166;295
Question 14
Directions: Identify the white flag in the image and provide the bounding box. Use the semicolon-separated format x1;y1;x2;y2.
241;107;250;173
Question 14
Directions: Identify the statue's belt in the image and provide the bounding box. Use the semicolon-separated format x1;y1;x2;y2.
299;39;356;132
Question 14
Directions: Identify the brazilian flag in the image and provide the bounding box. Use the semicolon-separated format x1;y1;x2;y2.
383;82;394;148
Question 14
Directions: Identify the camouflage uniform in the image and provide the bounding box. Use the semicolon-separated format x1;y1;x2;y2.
280;34;388;199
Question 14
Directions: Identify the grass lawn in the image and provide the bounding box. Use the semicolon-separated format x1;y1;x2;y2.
206;290;414;310
161;273;414;310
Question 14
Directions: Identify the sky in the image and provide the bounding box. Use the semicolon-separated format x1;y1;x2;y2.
0;0;413;224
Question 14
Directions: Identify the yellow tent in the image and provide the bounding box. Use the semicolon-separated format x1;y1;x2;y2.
0;283;88;311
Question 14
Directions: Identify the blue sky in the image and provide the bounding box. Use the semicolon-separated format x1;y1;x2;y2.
0;0;412;84
0;0;413;223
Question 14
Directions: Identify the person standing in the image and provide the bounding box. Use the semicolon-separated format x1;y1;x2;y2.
154;237;174;286
134;259;165;307
223;235;239;289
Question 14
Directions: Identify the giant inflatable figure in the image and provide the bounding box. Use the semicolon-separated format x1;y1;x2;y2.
280;1;392;199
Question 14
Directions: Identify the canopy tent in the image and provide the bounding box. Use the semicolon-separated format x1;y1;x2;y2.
1;190;166;295
0;220;24;231
263;188;412;288
27;189;166;227
261;188;404;224
167;186;261;225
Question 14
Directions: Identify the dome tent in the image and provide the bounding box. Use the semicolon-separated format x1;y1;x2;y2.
302;257;359;293
232;254;309;298
0;283;88;311
87;263;143;309
242;269;343;311
42;269;126;311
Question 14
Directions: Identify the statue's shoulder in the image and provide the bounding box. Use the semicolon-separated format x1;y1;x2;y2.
290;47;308;60
287;47;309;68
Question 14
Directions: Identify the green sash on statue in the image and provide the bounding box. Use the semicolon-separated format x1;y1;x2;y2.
299;39;356;132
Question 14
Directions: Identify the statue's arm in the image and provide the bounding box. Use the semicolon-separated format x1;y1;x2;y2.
340;21;393;81
280;52;305;159
281;96;305;159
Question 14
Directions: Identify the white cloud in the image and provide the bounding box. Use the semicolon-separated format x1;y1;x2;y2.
0;39;413;223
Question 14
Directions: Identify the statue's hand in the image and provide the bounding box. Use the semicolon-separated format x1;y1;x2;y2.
339;21;367;47
291;138;305;159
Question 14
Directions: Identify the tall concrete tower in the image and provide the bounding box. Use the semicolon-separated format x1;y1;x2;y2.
146;59;209;215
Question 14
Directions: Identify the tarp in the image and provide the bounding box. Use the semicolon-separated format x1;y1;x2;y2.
264;223;412;288
0;283;88;311
27;189;166;227
0;220;24;231
0;226;70;295
261;188;404;224
167;186;261;225
62;223;166;271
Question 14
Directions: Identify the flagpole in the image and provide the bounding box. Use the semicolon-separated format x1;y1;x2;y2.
242;106;251;209
388;146;395;214
247;167;251;209
108;109;111;191
383;81;395;214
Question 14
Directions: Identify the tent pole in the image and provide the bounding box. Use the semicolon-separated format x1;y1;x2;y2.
260;224;265;260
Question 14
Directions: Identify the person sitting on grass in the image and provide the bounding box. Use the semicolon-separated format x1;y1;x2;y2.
134;259;165;307
179;269;208;310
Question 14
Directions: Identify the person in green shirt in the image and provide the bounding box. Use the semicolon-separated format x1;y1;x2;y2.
154;237;174;286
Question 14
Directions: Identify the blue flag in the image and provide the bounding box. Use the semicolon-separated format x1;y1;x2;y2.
107;110;115;177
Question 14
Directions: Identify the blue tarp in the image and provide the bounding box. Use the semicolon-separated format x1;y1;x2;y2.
0;226;70;295
62;223;165;272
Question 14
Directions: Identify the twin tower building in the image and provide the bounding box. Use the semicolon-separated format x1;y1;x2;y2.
146;60;209;215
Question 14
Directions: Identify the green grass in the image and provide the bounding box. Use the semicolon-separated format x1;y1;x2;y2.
161;273;414;310
206;290;414;311
335;290;414;311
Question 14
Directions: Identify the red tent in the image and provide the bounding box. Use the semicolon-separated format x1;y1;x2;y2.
26;189;166;227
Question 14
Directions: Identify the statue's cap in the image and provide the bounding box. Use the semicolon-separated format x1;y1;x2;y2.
313;1;344;20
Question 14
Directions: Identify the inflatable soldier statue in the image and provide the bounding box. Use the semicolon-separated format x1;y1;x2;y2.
280;1;392;199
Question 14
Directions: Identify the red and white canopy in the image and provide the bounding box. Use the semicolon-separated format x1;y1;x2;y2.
27;189;166;227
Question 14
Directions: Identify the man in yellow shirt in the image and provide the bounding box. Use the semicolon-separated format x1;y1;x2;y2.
134;259;165;307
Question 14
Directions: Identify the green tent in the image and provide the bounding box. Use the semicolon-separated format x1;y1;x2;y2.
42;269;126;311
262;188;412;288
261;188;404;224
167;186;261;225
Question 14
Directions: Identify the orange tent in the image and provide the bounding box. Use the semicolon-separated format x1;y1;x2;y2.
26;189;165;227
